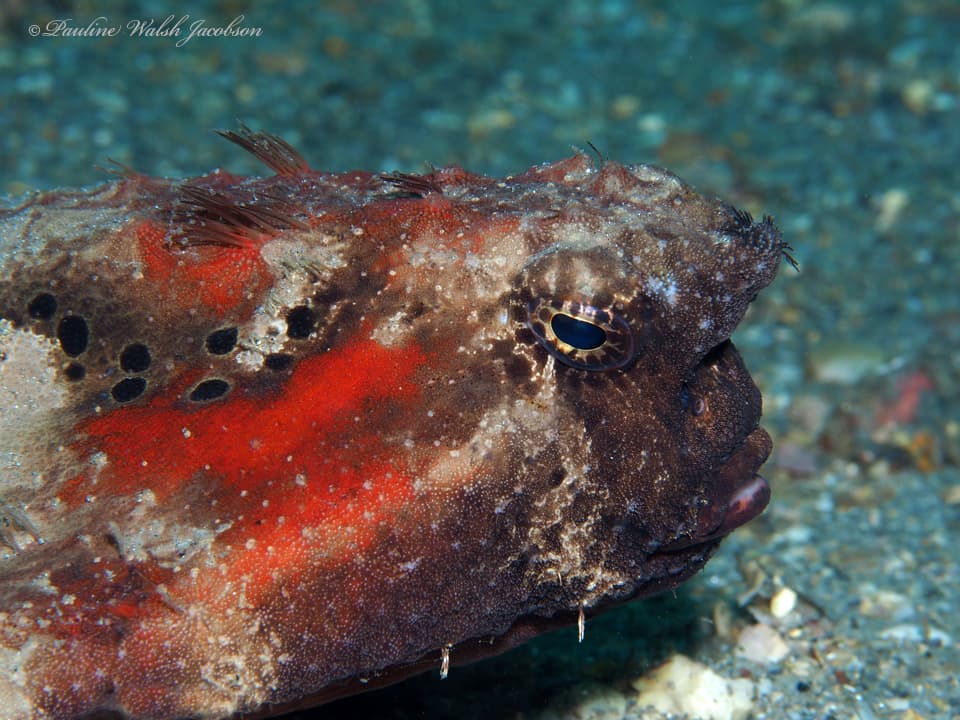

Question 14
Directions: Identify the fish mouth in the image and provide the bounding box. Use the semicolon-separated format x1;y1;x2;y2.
661;426;773;553
692;472;770;545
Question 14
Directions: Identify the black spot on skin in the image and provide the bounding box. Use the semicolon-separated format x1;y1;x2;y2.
547;468;566;487
264;353;294;371
190;379;230;402
27;293;57;320
206;327;238;355
530;342;549;365
514;327;535;345
404;300;428;322
64;363;85;381
569;492;594;524
119;343;151;373
510;305;526;322
111;377;146;403
503;354;532;383
313;286;344;305
57;315;89;356
286;306;315;339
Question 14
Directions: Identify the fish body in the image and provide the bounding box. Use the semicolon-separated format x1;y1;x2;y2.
0;129;787;719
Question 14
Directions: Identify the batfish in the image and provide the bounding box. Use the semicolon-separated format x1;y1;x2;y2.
0;127;792;719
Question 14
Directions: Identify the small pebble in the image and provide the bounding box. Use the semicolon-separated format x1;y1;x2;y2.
857;589;915;621
808;342;886;384
770;587;798;619
736;623;790;664
786;394;832;436
879;624;952;647
772;441;819;478
874;188;909;232
902;79;935;114
788;3;854;35
632;654;754;720
609;95;640;120
467;109;516;137
942;483;960;506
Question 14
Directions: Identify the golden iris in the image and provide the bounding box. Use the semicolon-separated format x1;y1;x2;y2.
526;299;635;370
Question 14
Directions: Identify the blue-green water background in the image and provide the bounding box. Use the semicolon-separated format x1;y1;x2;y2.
3;1;958;718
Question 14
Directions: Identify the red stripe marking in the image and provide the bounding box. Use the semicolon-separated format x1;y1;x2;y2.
67;337;428;603
74;337;425;498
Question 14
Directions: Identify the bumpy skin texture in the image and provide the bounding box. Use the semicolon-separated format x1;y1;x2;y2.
0;131;787;719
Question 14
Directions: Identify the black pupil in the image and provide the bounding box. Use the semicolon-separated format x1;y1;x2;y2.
551;313;606;350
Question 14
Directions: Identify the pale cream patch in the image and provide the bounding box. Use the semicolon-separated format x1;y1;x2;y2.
0;637;40;720
0;320;67;434
236;232;346;369
371;223;526;348
370;309;411;347
419;363;561;496
105;489;224;568
0;182;135;267
522;424;613;598
0;321;68;548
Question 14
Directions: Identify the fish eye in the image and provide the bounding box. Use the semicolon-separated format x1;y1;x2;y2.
526;299;635;371
550;313;606;350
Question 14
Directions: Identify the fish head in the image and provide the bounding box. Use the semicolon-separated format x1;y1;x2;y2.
488;159;783;596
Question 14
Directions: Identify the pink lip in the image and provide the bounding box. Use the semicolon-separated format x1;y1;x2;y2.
659;474;771;553
709;474;771;538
